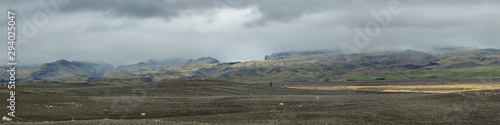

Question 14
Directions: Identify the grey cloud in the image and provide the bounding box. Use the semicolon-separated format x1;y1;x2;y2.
61;0;176;19
5;0;500;26
0;0;499;66
58;0;392;25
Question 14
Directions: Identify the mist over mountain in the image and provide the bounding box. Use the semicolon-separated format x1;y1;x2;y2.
0;57;220;82
265;50;342;60
8;48;499;83
0;60;113;82
105;57;220;76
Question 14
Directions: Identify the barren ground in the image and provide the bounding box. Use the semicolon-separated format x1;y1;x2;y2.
1;78;500;124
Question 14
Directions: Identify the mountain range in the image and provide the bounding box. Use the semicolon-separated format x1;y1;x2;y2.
0;57;219;83
2;48;500;83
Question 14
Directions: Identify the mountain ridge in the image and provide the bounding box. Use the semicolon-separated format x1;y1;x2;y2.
4;49;500;83
0;57;220;82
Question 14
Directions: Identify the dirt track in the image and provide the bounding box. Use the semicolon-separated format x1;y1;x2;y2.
1;79;500;124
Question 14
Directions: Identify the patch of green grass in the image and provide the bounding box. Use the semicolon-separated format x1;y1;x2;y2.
476;73;500;77
381;66;500;79
356;77;372;81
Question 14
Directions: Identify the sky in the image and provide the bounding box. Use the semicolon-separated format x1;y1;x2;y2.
1;0;499;66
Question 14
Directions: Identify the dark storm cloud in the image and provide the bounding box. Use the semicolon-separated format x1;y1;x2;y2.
0;0;499;66
60;0;174;19
55;0;500;28
56;0;388;25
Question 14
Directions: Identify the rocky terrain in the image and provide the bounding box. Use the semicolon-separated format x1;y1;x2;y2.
1;79;500;124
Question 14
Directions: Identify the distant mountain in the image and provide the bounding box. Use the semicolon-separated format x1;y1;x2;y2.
164;49;500;83
104;57;220;76
430;47;479;53
186;57;220;65
0;57;220;82
0;59;114;82
12;49;500;83
215;49;443;82
265;50;341;60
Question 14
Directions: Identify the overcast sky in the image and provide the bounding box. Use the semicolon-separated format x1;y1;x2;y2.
1;0;499;66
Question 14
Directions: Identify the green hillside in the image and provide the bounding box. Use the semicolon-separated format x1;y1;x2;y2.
11;49;500;84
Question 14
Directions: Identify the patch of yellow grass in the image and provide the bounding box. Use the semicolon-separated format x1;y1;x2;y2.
290;84;500;93
381;90;467;93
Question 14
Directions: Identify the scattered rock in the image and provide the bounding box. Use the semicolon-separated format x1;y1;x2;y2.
2;116;12;122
